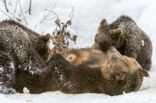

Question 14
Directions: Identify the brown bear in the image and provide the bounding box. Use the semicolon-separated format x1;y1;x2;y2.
48;47;148;96
0;40;58;94
0;20;51;62
92;15;152;70
0;20;51;74
13;64;59;93
0;20;51;94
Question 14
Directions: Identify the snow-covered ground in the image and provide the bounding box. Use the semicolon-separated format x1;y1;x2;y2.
0;0;156;103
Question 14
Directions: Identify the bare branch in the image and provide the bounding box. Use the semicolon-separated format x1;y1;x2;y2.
29;0;32;15
48;9;58;19
0;10;14;20
33;24;37;31
40;3;57;23
69;7;74;20
3;0;9;12
14;0;19;17
18;0;27;24
0;9;22;22
51;11;77;53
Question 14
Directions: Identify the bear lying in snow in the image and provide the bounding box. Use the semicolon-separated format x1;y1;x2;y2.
48;47;148;96
92;15;152;70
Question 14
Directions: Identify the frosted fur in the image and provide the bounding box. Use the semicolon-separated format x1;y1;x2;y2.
94;16;152;70
0;42;16;94
0;20;50;74
0;22;30;63
0;20;51;94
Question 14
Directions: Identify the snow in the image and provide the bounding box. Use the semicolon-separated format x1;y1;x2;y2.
23;87;30;94
10;63;15;69
141;40;144;47
0;0;156;103
0;66;4;73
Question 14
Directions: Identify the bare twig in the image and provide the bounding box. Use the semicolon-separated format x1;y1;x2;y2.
3;0;9;12
18;0;27;24
14;0;19;17
1;3;23;22
33;24;37;31
0;10;15;20
49;10;58;19
40;12;51;23
69;7;74;20
29;0;32;15
45;3;58;19
40;3;57;23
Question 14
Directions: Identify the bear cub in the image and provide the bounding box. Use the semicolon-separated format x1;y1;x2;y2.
0;20;51;93
0;20;51;73
92;15;152;70
48;47;148;96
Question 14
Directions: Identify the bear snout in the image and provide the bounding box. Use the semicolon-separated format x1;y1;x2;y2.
108;46;116;51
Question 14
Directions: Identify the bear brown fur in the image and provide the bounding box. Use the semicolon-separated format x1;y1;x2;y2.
0;20;51;73
0;39;58;94
48;47;148;96
92;15;152;70
0;20;51;93
0;20;51;62
0;41;16;94
13;65;59;93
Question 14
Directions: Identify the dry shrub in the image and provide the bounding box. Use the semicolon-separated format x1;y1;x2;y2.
51;18;77;53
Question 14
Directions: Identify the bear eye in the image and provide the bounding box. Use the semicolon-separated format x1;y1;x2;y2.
69;56;73;60
67;54;76;61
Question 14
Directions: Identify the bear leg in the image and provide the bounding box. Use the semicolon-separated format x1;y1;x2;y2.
0;51;16;94
49;53;76;93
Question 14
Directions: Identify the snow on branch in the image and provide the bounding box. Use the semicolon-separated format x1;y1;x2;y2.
3;0;9;12
1;0;32;25
28;0;32;15
47;7;77;53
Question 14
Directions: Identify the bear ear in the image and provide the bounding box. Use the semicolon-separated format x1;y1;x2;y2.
100;18;108;26
42;33;50;42
114;73;125;81
110;28;123;38
141;69;149;77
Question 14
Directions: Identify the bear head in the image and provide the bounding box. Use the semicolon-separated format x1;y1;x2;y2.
61;48;107;69
101;46;149;92
94;19;123;51
36;33;51;62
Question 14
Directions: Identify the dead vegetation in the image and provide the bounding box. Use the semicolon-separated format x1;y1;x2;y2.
1;1;77;52
50;8;77;53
